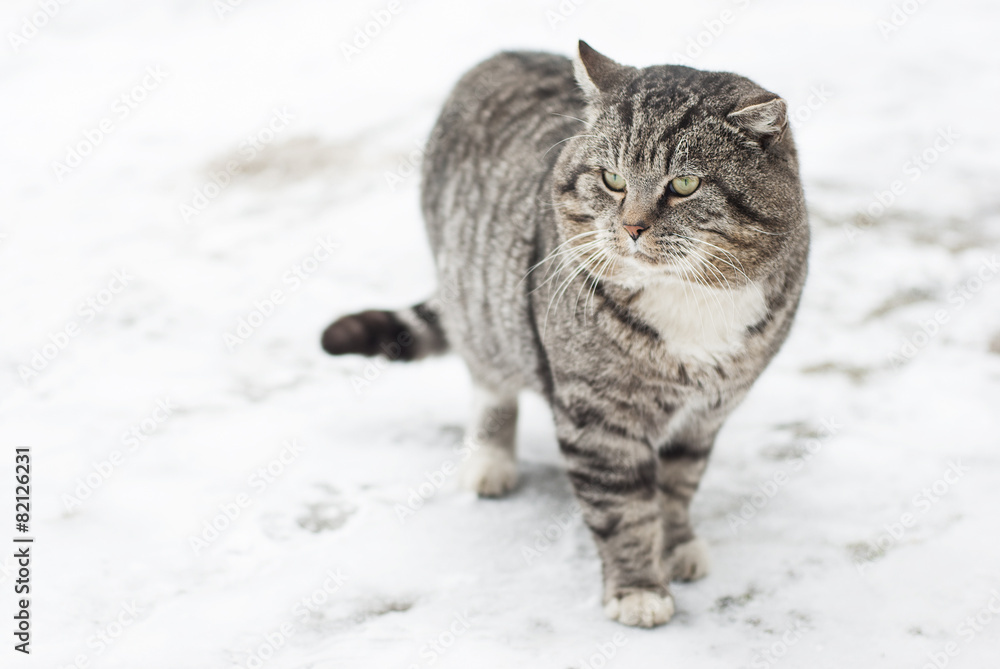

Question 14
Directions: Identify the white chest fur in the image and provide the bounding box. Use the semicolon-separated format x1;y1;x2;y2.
631;277;768;362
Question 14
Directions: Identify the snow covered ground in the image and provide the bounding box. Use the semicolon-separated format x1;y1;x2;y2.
2;0;999;667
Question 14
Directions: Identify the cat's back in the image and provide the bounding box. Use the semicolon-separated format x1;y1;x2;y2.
420;51;584;393
421;50;582;243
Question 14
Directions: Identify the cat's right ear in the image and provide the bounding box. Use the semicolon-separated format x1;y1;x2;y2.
574;40;632;102
727;95;788;148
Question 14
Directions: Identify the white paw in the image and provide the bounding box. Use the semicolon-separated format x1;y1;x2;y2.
667;537;711;582
459;447;518;497
604;591;675;628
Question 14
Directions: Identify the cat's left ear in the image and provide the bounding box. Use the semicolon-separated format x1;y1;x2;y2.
574;40;634;101
727;96;788;147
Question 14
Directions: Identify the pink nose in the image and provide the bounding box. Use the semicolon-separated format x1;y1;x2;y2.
623;224;647;241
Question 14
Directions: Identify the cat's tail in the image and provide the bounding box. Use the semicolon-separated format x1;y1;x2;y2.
320;301;448;361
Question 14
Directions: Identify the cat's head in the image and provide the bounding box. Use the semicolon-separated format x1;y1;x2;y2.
552;41;807;292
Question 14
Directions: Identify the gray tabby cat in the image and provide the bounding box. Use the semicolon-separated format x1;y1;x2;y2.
322;42;809;627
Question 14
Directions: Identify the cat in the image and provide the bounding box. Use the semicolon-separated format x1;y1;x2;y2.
321;41;809;627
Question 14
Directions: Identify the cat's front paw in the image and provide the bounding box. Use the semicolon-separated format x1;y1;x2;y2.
603;589;675;628
667;537;711;582
459;447;518;497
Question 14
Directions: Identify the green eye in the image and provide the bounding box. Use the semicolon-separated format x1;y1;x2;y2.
602;170;626;192
669;175;700;196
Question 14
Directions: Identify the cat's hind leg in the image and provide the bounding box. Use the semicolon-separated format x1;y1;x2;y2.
459;386;519;497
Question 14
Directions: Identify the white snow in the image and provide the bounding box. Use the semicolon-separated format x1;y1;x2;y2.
2;0;999;667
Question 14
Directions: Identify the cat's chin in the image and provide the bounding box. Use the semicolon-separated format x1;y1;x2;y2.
606;252;694;289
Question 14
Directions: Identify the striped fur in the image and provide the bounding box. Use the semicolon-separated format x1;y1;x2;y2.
327;42;809;627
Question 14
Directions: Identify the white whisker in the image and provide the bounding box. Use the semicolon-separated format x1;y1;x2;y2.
549;112;592;127
541;134;597;158
672;233;767;307
519;230;603;288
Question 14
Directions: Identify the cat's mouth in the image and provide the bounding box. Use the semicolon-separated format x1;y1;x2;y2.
631;248;660;263
592;232;699;285
612;239;673;269
610;247;683;281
